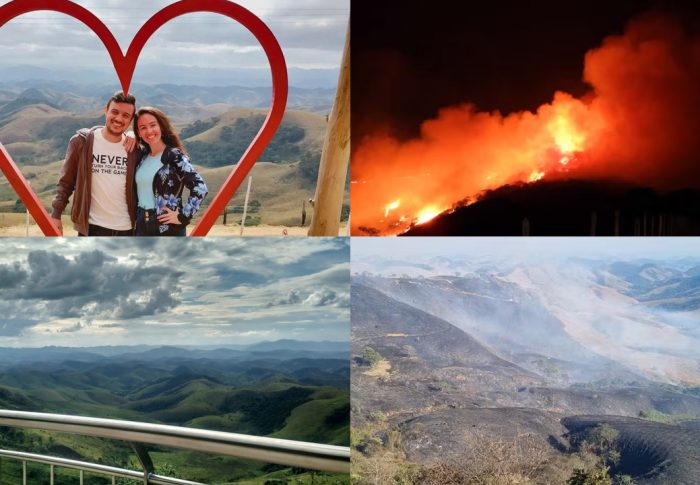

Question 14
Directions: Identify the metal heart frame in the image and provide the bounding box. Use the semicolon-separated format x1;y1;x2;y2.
0;0;288;236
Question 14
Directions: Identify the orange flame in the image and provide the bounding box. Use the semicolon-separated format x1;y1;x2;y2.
384;199;400;217
352;14;700;235
415;206;442;225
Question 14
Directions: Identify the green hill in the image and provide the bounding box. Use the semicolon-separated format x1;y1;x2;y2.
0;104;343;226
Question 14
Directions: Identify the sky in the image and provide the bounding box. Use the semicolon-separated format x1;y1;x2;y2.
352;0;700;143
0;237;349;347
0;0;348;72
352;237;700;264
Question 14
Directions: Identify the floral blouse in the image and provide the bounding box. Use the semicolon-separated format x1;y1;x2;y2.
134;146;208;232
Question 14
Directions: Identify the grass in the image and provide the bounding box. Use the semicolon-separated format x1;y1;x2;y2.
638;408;697;424
271;392;350;445
362;360;391;379
1;107;348;226
0;353;349;484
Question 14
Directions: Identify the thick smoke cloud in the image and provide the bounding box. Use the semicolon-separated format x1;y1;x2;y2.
352;13;700;234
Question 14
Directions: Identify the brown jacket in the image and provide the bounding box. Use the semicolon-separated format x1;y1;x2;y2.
51;127;139;235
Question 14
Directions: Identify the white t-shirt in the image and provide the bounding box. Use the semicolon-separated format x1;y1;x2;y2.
89;129;132;230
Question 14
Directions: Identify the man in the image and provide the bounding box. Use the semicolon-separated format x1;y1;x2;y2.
51;91;139;236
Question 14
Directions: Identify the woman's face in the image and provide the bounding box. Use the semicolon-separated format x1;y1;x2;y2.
137;113;162;145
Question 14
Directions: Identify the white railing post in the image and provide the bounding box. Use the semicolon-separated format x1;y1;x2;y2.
50;463;54;484
240;175;253;236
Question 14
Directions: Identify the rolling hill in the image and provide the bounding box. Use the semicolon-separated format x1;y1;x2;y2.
0;343;349;484
351;258;700;484
0;84;348;227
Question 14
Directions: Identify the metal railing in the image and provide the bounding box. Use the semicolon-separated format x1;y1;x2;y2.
0;410;350;484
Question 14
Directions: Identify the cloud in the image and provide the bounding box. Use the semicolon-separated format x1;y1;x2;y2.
266;289;302;307
1;249;182;320
0;0;348;69
0;262;26;288
114;287;179;319
0;238;349;347
303;289;340;307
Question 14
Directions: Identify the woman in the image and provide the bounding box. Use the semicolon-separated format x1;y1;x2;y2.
133;107;208;236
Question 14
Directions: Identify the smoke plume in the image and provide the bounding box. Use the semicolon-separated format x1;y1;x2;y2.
352;13;700;234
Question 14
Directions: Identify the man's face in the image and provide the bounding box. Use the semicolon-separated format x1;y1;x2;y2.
104;101;135;137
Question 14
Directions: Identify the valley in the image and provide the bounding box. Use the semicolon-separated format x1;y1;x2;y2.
0;342;350;484
351;254;700;484
0;80;349;227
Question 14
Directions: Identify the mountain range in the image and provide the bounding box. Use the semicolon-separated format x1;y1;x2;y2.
0;341;349;484
352;257;700;484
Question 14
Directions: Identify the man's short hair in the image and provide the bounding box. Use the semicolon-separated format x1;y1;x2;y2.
106;91;136;109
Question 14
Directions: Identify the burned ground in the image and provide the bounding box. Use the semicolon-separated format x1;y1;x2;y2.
351;276;700;484
563;415;700;484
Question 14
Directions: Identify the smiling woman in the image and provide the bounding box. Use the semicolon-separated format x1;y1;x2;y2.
132;106;208;236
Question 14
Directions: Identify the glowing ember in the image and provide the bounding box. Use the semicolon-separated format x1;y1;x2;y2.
548;110;586;154
416;207;442;225
384;199;400;217
528;171;545;182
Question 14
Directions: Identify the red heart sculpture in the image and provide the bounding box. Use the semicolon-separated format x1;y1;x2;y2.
0;0;288;236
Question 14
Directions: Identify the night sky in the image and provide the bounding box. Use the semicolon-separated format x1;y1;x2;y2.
352;0;700;144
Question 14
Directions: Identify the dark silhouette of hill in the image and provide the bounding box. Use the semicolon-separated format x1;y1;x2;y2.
402;179;700;236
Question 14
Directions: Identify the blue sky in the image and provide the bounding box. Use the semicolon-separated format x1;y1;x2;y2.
0;238;349;347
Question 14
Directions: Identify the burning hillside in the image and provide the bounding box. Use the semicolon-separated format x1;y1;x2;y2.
352;13;700;235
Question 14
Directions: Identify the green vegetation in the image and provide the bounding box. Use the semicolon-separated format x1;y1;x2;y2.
361;347;382;368
180;118;219;139
583;424;621;468
566;424;636;485
568;467;613;485
299;150;322;184
638;408;695;424
186;116;306;167
0;352;349;484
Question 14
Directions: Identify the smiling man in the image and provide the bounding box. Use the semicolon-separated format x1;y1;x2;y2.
51;91;139;236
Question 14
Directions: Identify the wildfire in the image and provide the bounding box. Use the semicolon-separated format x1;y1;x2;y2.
384;199;400;217
352;13;700;236
528;171;545;182
549;111;585;154
415;206;442;225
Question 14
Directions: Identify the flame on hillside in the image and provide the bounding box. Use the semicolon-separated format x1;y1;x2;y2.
352;13;700;235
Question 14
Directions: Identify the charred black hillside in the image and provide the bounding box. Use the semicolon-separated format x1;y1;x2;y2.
402;180;700;236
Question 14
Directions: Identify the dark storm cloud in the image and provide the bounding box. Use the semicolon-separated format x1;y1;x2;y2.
0;262;27;288
19;250;114;300
1;250;183;321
